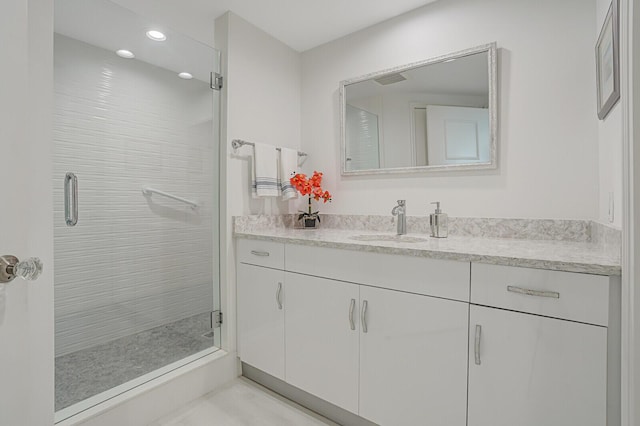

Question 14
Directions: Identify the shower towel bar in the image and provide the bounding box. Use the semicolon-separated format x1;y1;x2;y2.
231;139;307;157
142;187;199;209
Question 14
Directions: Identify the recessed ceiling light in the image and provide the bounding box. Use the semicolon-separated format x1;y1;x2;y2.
178;72;193;80
116;49;135;59
146;30;166;41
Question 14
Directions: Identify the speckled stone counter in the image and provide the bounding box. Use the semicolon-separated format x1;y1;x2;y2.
233;215;621;276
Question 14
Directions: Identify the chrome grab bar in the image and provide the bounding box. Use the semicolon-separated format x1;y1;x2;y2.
142;187;198;209
507;285;560;299
349;299;356;330
361;300;368;333
64;172;78;226
474;325;482;365
276;282;283;310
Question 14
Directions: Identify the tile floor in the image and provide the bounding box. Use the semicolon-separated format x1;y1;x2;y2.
148;378;337;426
56;313;215;411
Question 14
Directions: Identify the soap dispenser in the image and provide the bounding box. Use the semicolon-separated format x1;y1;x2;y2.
429;202;448;238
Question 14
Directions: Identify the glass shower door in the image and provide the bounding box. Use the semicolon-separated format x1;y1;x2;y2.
52;0;221;419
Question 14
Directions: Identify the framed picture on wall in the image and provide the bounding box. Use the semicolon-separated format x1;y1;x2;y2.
596;0;620;120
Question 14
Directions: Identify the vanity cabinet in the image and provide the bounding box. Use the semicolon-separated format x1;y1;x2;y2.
284;272;360;413
468;305;607;426
284;271;469;424
468;263;619;426
237;264;285;380
359;285;468;426
236;238;620;426
236;240;286;380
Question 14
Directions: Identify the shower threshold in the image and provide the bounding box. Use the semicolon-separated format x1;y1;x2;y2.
55;312;215;412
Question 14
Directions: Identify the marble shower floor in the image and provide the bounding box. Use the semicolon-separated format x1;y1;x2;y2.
55;312;215;411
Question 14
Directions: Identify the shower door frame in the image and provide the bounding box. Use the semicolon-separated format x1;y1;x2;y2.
51;20;225;423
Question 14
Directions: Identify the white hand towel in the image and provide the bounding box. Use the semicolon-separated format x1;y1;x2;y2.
279;147;299;200
251;143;279;198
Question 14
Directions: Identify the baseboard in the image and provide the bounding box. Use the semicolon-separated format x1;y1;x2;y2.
242;362;376;426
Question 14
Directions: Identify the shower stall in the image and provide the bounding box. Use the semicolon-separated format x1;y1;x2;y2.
52;0;221;420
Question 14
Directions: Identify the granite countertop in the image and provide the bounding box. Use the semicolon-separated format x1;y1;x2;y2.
234;225;621;276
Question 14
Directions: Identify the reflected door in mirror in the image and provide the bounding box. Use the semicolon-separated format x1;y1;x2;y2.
420;105;489;166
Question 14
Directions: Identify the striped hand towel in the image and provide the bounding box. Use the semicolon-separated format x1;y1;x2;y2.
251;143;279;198
279;147;299;200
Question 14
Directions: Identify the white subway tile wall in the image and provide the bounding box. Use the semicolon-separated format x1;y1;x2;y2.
53;34;217;356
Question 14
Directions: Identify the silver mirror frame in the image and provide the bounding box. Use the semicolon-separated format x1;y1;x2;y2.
339;42;498;176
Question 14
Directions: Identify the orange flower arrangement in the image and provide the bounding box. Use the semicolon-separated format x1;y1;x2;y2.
290;171;332;224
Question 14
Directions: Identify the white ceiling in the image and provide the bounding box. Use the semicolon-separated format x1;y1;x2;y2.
55;0;217;83
54;0;438;84
109;0;438;52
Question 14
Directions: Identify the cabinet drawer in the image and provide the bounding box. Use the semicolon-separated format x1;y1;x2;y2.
285;244;470;302
237;239;284;269
471;263;610;326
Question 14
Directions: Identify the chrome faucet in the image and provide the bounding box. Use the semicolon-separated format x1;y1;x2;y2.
391;200;406;235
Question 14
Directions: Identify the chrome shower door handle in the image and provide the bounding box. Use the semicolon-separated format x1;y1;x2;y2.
64;172;78;226
361;300;368;333
276;282;283;310
349;299;356;330
474;325;482;365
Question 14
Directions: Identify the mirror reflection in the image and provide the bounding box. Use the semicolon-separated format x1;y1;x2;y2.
341;43;497;174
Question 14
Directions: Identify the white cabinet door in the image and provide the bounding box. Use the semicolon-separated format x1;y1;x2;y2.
237;263;285;380
359;286;468;426
468;305;607;426
285;272;360;414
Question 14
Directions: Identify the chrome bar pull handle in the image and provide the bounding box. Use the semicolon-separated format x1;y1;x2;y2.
250;250;270;257
276;282;283;310
474;325;482;365
349;299;356;330
0;255;43;283
64;172;78;226
361;300;368;333
507;285;559;299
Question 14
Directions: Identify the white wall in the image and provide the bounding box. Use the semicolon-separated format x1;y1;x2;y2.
301;0;600;219
53;35;216;355
596;0;624;227
215;11;302;352
0;0;54;424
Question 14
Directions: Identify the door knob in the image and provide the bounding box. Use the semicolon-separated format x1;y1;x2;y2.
0;255;43;283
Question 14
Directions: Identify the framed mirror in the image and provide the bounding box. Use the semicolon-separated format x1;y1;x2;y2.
340;43;497;175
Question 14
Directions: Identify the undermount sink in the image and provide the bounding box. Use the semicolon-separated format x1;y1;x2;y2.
349;234;429;243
